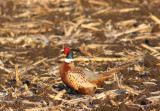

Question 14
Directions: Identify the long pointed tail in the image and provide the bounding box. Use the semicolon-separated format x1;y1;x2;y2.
102;61;137;77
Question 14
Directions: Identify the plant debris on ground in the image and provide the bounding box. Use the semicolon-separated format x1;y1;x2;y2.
0;0;160;110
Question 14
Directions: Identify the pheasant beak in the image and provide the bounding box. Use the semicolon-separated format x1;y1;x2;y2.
60;49;65;53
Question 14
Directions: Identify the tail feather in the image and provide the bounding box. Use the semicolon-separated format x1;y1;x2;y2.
102;62;137;77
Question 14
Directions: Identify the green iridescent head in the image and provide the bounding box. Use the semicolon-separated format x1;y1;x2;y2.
66;50;74;59
64;47;74;63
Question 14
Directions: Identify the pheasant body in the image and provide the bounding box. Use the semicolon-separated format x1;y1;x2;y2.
59;62;97;94
59;47;135;95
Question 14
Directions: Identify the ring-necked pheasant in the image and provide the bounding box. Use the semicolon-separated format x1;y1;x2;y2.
59;47;136;95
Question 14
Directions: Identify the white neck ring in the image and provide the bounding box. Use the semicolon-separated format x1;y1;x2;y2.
64;58;74;63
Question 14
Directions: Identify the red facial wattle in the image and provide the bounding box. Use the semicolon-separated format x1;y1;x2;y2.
64;47;70;55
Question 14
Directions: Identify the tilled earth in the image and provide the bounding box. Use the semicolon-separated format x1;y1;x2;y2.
0;0;160;110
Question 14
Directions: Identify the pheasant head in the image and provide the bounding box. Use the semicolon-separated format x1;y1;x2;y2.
64;47;74;63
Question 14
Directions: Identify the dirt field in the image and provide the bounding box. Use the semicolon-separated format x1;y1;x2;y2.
0;0;160;110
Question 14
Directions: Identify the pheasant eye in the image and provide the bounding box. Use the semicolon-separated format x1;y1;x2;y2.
64;47;70;55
